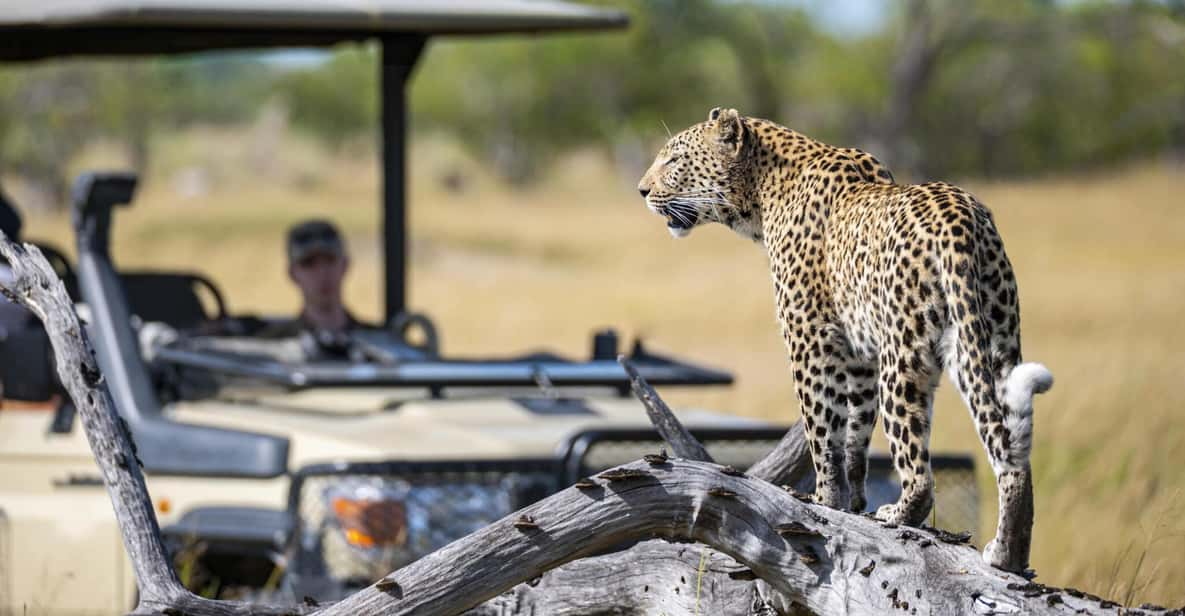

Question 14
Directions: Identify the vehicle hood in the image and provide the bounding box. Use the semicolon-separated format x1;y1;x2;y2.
168;388;768;467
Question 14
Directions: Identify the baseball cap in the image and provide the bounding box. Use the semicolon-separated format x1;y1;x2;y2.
287;219;345;264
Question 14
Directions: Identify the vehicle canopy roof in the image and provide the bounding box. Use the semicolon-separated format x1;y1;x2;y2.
0;0;628;60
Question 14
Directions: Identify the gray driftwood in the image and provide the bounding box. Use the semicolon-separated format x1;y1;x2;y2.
620;354;812;488
746;421;811;487
2;232;1178;616
463;540;794;616
0;236;312;616
619;354;714;462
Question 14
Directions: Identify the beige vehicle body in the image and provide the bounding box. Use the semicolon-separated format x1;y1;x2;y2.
1;388;774;615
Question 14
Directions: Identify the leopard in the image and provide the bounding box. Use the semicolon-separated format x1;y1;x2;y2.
636;107;1053;573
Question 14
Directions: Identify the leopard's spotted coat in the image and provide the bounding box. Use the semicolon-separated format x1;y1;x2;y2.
637;108;1053;572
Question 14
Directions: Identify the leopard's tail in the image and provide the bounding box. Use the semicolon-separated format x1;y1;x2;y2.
936;195;1052;471
1001;363;1053;462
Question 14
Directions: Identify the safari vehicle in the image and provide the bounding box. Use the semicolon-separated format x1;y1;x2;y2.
0;2;979;614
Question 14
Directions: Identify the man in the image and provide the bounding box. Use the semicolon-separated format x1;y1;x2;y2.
281;219;363;335
205;218;366;346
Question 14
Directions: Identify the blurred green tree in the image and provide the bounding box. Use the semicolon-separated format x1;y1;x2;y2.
2;0;1184;197
276;47;377;151
0;55;269;207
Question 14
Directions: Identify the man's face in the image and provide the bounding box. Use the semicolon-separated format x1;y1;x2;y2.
289;252;348;310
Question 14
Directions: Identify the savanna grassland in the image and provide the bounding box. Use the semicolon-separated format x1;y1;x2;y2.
17;129;1185;606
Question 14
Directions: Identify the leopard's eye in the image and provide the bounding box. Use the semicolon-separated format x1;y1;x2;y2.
665;153;682;165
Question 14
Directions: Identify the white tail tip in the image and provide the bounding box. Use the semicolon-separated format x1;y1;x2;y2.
1005;363;1053;411
1002;362;1053;461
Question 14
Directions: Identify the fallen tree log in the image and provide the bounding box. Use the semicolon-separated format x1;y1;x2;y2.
321;455;1178;615
463;539;794;616
2;232;1179;616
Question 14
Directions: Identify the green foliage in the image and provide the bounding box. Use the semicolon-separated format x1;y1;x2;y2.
2;0;1184;196
0;54;270;204
275;46;378;149
407;0;818;183
0;63;104;203
298;0;1185;182
905;1;1185;177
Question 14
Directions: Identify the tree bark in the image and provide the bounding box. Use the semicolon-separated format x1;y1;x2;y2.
3;232;1178;616
619;355;714;462
620;353;811;488
319;455;1175;616
463;540;794;616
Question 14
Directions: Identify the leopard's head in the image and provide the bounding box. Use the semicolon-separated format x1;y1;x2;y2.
637;107;757;239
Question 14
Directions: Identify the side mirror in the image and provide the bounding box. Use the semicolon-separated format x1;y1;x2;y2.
0;324;55;402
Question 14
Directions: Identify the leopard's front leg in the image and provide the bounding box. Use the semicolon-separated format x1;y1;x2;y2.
840;362;879;513
787;324;854;510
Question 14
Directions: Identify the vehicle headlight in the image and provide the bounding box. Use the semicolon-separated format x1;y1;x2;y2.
319;477;517;581
327;481;410;550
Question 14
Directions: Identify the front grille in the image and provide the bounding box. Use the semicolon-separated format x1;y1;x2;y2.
287;460;559;591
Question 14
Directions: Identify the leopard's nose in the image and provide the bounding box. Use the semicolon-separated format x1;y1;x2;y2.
639;188;651;198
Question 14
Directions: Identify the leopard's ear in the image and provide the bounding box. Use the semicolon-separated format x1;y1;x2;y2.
709;107;746;157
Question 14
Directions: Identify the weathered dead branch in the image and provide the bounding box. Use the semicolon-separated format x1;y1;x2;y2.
746;422;811;487
323;455;1176;615
620;354;811;486
463;540;794;616
0;234;313;616
619;355;714;462
3;231;1178;616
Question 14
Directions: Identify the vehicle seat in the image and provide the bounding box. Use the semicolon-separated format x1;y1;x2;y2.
120;271;227;330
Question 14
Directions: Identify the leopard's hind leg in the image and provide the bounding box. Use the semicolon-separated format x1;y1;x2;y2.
941;209;1053;573
945;320;1050;573
873;344;942;526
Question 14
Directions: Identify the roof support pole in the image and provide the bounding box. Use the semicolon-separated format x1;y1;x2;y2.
380;35;426;323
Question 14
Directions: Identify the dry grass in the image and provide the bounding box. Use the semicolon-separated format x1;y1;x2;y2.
15;128;1185;606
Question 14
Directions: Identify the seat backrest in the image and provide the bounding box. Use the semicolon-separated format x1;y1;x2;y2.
121;271;225;330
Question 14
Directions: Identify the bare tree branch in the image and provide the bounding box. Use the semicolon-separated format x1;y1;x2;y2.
746;421;811;487
321;456;1164;616
618;355;714;462
0;234;179;603
0;232;309;616
620;354;810;487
